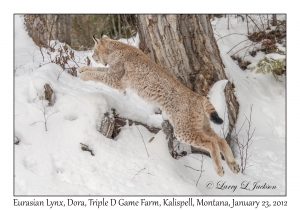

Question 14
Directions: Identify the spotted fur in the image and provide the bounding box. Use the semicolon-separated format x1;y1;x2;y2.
79;35;240;176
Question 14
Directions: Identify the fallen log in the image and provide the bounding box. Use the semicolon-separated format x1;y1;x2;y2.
99;108;211;158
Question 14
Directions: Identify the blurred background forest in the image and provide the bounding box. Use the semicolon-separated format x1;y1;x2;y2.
23;14;137;50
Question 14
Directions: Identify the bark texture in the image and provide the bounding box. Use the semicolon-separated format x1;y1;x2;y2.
44;83;54;106
272;14;277;27
54;15;71;46
99;109;161;139
99;112;115;138
24;14;71;47
137;14;239;143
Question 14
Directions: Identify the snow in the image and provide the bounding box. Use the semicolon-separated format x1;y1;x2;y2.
208;80;230;138
14;14;285;196
210;15;286;194
118;33;140;48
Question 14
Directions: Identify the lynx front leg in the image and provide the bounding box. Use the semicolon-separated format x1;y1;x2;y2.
80;71;124;91
78;66;109;73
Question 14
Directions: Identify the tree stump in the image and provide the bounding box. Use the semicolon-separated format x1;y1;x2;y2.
99;109;211;159
99;109;161;139
99;112;115;139
44;83;54;106
161;120;177;158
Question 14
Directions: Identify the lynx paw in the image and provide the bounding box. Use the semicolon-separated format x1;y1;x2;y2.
78;66;91;73
228;160;240;174
80;72;92;81
217;166;224;177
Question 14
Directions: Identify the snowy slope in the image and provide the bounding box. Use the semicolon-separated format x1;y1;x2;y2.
14;15;285;195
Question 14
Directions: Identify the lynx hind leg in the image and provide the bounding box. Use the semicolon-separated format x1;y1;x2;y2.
203;124;240;174
200;140;224;176
218;138;240;174
184;130;225;177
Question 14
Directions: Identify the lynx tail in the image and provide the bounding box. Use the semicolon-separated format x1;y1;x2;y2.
200;96;224;125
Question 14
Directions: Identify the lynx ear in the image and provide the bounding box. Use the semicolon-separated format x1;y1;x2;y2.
100;32;109;39
92;34;98;44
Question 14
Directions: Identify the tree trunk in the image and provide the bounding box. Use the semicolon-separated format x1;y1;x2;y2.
118;14;121;38
24;15;49;48
53;14;71;46
111;15;117;39
47;14;71;46
137;14;239;150
24;14;71;47
272;14;277;26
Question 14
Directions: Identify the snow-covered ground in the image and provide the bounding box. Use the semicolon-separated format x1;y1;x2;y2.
14;15;285;195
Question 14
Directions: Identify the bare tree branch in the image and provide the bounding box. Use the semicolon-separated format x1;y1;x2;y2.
134;124;149;158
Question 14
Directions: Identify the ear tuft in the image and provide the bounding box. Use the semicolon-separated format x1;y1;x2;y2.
92;34;98;44
100;32;108;39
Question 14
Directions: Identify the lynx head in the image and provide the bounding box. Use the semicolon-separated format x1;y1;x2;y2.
92;34;109;66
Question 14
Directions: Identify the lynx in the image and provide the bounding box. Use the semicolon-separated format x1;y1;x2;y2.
78;35;240;176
